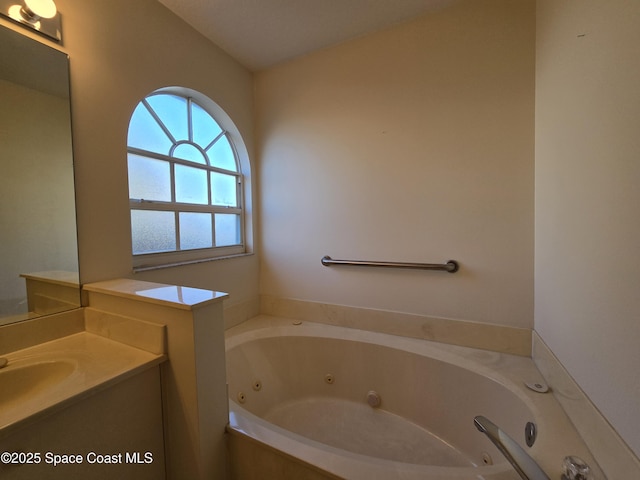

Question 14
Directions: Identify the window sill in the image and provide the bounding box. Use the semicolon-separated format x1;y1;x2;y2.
133;252;254;273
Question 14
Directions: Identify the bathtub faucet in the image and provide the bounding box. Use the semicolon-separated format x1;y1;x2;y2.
474;416;550;480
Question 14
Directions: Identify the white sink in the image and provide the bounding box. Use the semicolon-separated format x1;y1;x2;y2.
0;360;77;408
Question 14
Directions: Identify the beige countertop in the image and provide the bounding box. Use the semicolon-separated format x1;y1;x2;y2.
0;332;166;439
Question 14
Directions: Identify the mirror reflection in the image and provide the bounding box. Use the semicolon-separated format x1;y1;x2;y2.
0;24;80;326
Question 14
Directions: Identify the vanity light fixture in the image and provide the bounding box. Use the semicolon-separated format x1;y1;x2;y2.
0;0;61;42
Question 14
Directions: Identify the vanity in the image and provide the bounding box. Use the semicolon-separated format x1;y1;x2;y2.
0;277;230;480
0;326;166;480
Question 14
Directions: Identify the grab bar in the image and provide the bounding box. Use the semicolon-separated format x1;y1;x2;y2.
474;416;550;480
321;256;459;273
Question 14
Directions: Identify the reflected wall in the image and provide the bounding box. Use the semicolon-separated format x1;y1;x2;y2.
0;24;80;325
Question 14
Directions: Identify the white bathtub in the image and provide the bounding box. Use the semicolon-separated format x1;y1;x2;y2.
225;316;599;480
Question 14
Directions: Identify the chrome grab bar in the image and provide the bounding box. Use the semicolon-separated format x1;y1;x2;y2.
321;256;459;273
474;416;550;480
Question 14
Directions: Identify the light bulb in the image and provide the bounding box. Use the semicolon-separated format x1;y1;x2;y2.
24;0;57;19
8;4;40;28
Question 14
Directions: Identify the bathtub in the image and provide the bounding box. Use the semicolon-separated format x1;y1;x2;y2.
225;316;599;480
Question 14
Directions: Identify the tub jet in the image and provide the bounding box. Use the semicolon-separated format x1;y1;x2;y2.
366;390;381;408
525;381;550;393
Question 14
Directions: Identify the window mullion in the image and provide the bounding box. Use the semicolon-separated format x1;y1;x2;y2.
175;211;181;251
134;201;229;214
170;162;176;203
128;147;238;175
203;130;226;153
130;200;178;211
143;99;177;144
207;170;213;206
211;212;216;248
187;97;194;143
211;207;241;215
209;165;239;175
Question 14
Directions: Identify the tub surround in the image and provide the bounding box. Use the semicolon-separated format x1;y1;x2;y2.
261;295;532;356
83;278;230;480
228;433;340;480
533;333;640;479
224;296;261;330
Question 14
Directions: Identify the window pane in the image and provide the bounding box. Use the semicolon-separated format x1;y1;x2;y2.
207;135;237;171
146;94;188;141
211;172;238;207
179;212;212;250
215;214;241;246
172;143;206;164
192;102;222;148
128;154;171;201
128;103;173;154
131;210;176;254
175;164;208;204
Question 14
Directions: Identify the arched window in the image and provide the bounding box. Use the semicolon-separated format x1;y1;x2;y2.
127;88;248;269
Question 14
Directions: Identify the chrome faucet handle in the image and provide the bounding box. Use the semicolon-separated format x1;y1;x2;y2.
562;456;593;480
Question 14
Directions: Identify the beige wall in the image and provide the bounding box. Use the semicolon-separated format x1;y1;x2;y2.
0;80;77;312
256;0;535;327
535;0;640;457
16;0;260;306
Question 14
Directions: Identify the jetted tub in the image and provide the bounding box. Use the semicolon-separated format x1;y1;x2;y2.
225;316;599;480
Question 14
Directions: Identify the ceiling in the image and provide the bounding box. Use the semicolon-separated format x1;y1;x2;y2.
157;0;459;71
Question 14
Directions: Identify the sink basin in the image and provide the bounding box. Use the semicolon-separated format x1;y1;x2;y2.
0;360;77;408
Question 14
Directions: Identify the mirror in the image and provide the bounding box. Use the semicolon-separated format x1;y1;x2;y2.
0;24;80;326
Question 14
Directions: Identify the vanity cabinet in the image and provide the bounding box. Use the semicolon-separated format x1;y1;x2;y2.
0;366;165;480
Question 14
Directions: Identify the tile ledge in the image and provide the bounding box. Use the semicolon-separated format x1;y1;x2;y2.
259;296;531;356
83;278;228;311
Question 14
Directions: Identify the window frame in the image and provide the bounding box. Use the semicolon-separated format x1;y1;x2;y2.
127;88;250;271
